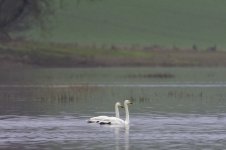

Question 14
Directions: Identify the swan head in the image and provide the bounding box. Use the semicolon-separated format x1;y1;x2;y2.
116;102;124;108
124;100;133;105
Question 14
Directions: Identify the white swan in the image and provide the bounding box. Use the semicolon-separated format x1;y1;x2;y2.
98;100;133;125
87;102;124;124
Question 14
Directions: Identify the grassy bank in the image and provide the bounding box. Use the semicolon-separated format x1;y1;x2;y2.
28;0;226;48
1;40;226;67
3;0;226;67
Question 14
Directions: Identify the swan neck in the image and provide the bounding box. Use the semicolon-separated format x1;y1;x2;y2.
125;102;129;124
115;104;120;118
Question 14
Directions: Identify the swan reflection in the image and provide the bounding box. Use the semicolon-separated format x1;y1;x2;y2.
114;125;130;150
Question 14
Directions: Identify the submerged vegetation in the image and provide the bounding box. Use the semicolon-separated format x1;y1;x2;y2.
126;73;174;79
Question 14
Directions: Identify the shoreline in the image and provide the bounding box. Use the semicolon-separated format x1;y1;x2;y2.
1;41;226;68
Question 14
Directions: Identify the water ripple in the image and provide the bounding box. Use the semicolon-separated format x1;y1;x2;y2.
1;82;226;88
1;114;226;149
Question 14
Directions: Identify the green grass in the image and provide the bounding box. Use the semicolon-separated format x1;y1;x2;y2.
2;40;226;67
0;41;150;58
26;0;226;49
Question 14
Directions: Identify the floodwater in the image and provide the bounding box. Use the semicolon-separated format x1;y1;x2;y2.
0;67;226;150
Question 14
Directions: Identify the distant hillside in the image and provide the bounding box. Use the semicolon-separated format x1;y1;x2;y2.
25;0;226;49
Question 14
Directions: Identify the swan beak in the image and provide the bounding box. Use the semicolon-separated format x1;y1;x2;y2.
120;105;124;108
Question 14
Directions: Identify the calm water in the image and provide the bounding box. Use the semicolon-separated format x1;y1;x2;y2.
1;67;226;150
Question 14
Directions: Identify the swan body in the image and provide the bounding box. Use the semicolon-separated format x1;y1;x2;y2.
98;117;125;125
98;100;133;125
88;102;123;123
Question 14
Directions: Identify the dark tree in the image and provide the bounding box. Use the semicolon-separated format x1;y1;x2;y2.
0;0;53;41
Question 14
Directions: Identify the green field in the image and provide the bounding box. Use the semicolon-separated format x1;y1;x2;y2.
27;0;226;49
3;0;226;67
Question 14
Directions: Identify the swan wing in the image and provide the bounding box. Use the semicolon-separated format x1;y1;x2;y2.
88;116;110;123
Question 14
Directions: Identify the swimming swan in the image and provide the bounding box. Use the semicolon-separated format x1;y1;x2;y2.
87;102;124;124
98;100;133;125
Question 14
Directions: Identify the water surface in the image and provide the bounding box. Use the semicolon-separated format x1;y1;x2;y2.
0;67;226;149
